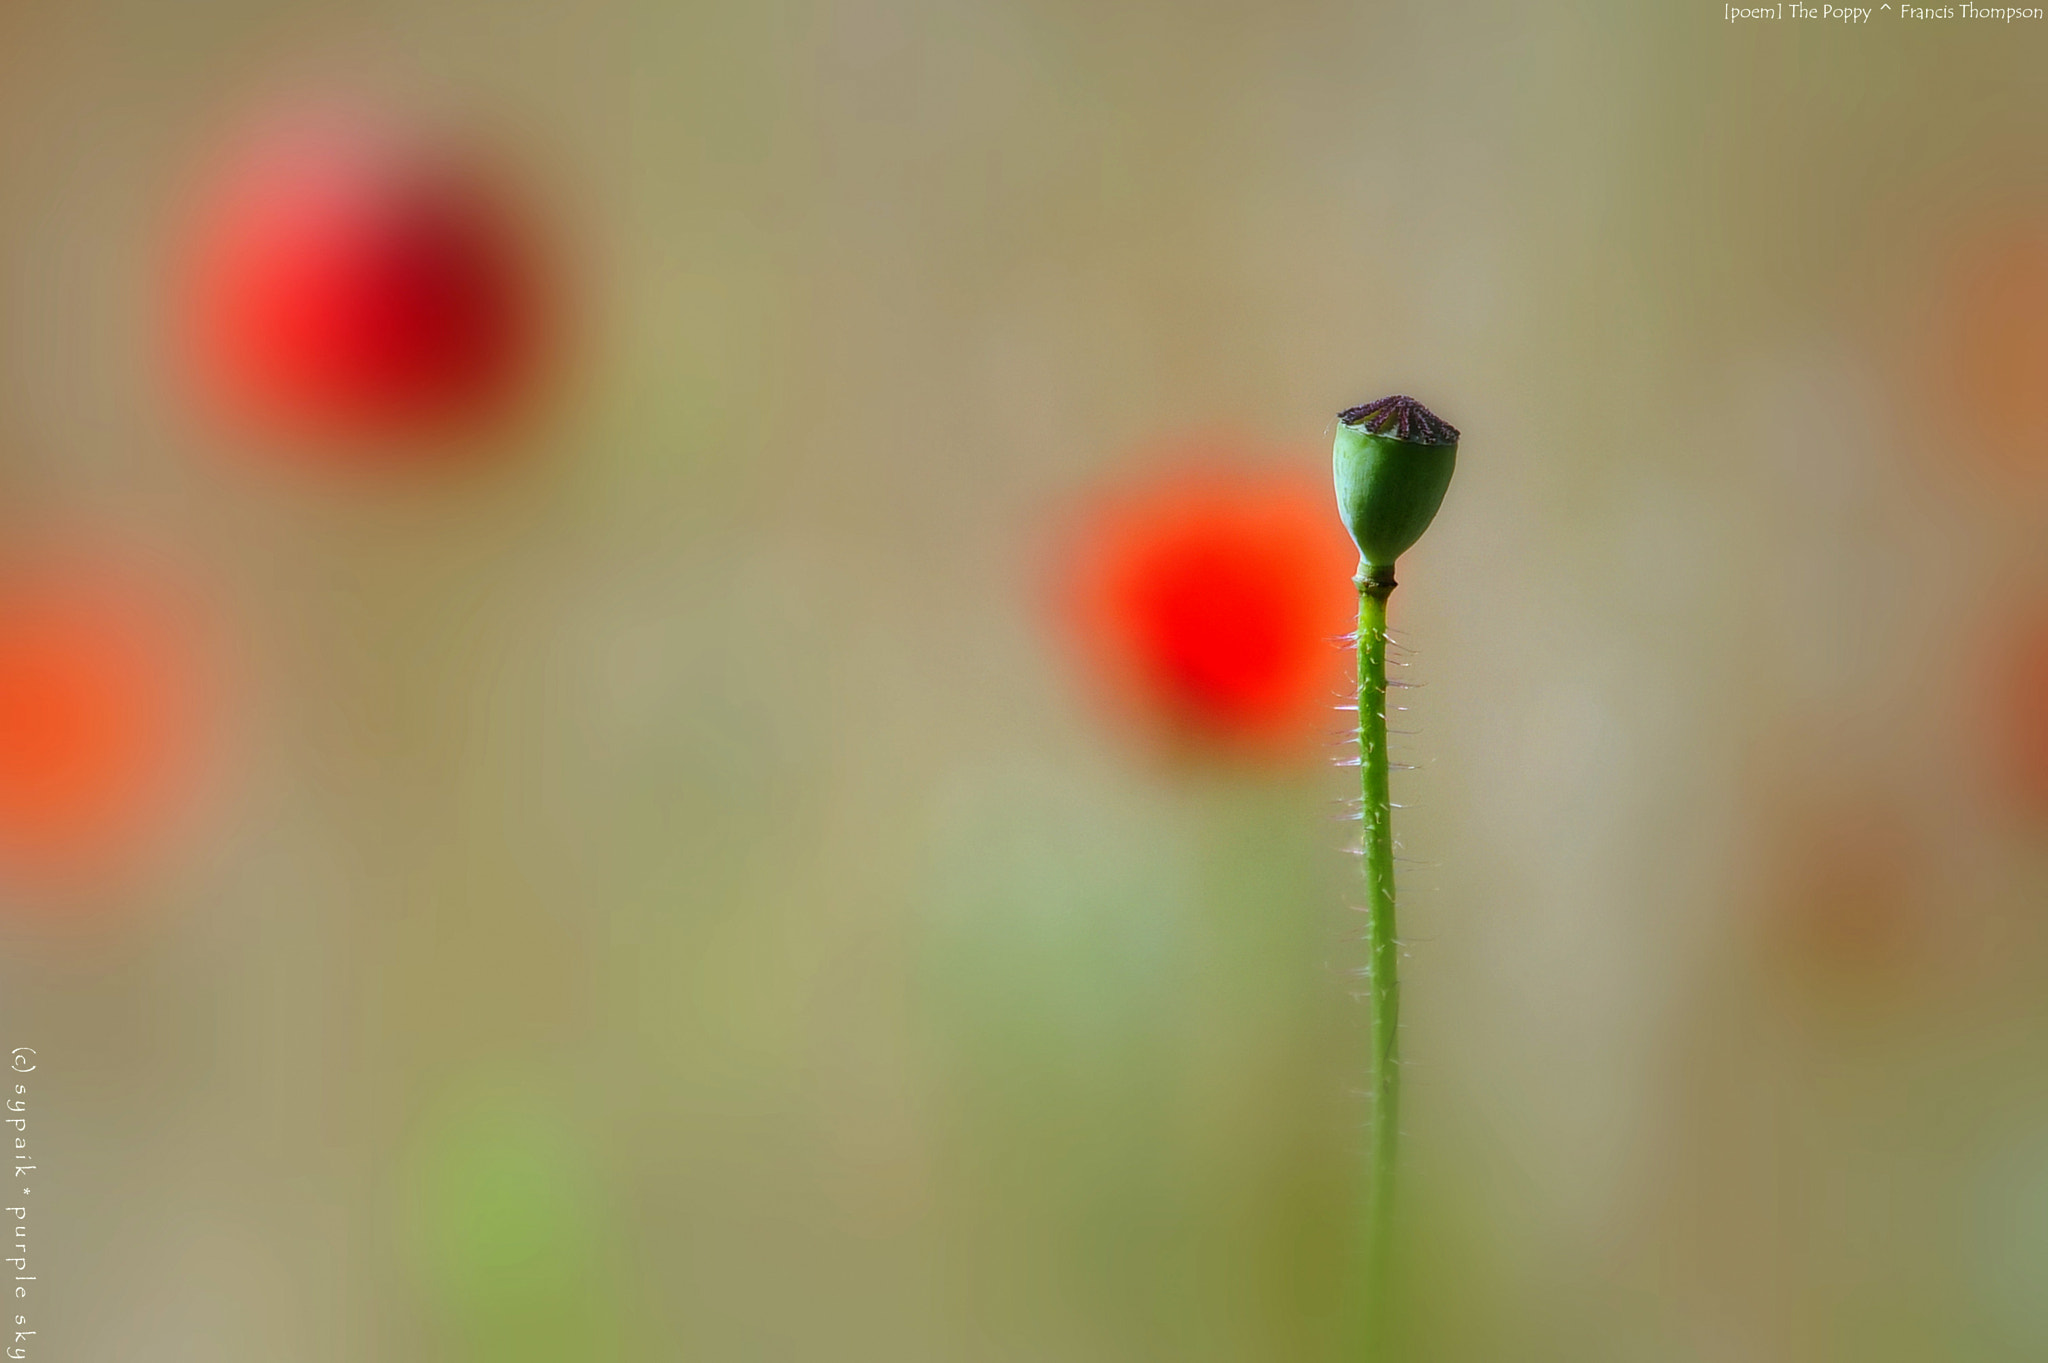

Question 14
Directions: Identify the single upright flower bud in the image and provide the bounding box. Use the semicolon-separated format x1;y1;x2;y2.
1332;395;1458;584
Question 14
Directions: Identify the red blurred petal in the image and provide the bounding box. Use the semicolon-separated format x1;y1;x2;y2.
183;106;543;460
1059;458;1357;757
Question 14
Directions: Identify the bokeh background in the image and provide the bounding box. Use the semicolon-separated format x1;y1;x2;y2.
3;2;2048;1359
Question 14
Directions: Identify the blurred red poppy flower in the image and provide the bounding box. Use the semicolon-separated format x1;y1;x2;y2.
0;549;218;898
1056;457;1358;757
181;103;547;463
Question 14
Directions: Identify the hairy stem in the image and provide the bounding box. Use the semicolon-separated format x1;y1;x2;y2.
1356;568;1399;1357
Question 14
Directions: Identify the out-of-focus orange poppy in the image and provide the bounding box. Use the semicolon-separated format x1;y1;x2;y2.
1754;793;1920;980
0;550;217;899
1990;607;2048;819
1936;219;2048;475
180;102;547;464
1056;455;1358;759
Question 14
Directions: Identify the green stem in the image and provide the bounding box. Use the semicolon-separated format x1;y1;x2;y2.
1356;566;1399;1358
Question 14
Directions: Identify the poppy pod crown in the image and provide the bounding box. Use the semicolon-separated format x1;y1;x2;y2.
1332;395;1458;579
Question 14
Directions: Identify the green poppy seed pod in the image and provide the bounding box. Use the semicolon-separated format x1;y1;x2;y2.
1332;395;1458;589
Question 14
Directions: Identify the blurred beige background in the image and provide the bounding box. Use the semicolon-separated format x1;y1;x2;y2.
3;2;2048;1360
